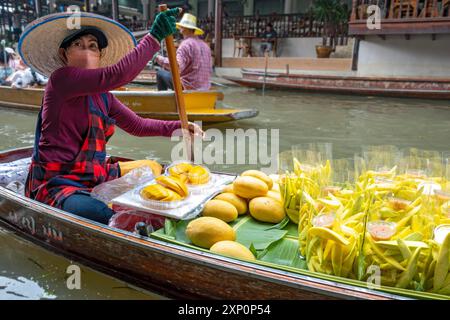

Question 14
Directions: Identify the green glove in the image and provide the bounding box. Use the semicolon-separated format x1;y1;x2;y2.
150;8;180;43
151;52;159;65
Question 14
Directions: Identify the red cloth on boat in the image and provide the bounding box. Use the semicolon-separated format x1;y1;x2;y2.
109;204;166;233
38;33;181;163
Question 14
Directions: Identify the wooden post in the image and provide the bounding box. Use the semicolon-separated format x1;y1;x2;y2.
111;0;119;21
351;37;360;71
214;0;222;67
350;0;357;21
159;4;192;161
262;51;268;95
34;0;42;18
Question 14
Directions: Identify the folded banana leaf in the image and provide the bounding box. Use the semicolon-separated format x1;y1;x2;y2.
154;215;289;253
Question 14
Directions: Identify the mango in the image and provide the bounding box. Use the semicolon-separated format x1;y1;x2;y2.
233;176;268;199
266;190;282;203
249;196;286;223
241;170;273;189
186;217;236;249
210;240;255;261
188;165;210;185
214;193;248;215
222;184;234;193
202;199;238;222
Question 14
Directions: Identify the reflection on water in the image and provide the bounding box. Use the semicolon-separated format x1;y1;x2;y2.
0;227;164;300
0;227;165;300
0;86;449;299
0;276;56;300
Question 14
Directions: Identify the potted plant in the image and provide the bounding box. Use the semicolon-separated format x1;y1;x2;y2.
312;0;348;58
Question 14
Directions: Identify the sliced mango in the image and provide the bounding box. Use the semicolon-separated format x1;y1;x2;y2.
375;240;429;250
308;227;350;246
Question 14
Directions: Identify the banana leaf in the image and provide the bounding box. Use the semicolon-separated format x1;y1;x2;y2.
154;215;288;252
154;216;306;269
259;236;307;269
231;216;288;251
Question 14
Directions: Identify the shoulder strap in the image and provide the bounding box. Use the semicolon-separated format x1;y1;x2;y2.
32;99;44;161
101;93;109;113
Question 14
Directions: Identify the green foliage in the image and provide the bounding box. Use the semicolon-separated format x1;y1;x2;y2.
312;0;349;46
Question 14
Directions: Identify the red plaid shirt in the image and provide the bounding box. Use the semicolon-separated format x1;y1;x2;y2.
156;37;212;90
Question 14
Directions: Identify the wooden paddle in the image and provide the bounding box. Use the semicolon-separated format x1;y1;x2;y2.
159;4;193;161
262;51;269;96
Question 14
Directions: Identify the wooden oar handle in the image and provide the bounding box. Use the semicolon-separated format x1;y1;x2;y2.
159;4;193;161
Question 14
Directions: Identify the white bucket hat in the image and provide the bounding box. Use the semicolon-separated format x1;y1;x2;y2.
18;12;137;77
176;13;204;36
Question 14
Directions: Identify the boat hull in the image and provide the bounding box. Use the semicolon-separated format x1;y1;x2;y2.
225;70;450;100
0;86;258;123
0;147;401;300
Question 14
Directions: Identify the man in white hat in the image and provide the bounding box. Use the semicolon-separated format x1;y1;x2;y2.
154;13;212;91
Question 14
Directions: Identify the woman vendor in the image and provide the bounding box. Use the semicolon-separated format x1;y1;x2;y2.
19;9;203;224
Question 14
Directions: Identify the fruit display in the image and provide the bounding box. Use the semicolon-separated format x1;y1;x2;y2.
201;170;283;223
210;240;256;261
151;155;450;298
185;216;236;248
140;175;189;202
279;153;450;295
168;162;210;185
183;170;285;258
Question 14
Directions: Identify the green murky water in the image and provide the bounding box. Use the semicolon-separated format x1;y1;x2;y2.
0;86;449;299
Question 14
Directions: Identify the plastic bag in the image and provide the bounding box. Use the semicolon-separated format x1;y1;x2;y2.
0;157;31;188
91;166;155;204
5;181;25;195
109;204;166;233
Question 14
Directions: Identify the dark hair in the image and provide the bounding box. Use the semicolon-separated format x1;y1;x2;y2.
60;27;108;50
0;51;10;64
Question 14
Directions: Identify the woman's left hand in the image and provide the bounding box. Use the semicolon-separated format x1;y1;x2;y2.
188;122;205;139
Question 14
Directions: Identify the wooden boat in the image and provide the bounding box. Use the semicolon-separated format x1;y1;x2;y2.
224;69;450;100
0;86;258;123
0;146;411;300
131;70;222;90
132;69;157;85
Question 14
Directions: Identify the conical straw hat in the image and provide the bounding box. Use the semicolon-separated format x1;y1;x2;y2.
18;12;137;77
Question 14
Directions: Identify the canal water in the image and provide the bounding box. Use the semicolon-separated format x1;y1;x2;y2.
0;86;449;299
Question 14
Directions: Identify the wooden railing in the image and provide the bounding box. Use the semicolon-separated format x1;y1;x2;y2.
198;13;349;41
0;1;148;42
119;19;148;32
351;0;450;21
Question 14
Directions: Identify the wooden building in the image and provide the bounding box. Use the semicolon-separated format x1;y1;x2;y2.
349;0;450;78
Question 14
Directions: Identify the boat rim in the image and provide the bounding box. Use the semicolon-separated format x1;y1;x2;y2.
0;85;224;97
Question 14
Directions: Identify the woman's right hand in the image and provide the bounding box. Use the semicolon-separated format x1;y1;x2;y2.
150;8;181;43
